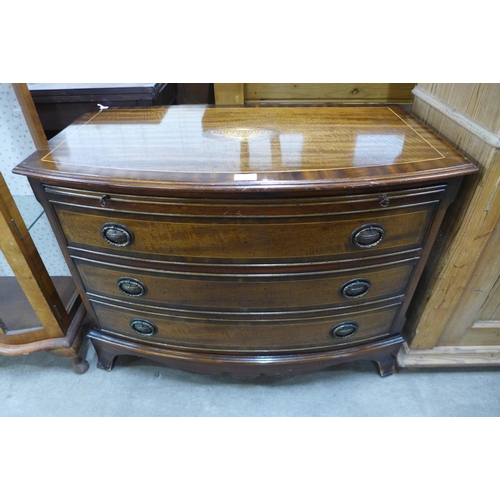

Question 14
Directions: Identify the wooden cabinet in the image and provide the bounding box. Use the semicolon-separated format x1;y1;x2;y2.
0;84;87;371
28;83;176;138
214;83;415;105
0;172;87;369
176;84;214;104
13;104;477;377
398;83;500;367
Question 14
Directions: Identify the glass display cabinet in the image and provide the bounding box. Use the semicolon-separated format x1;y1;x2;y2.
0;84;88;372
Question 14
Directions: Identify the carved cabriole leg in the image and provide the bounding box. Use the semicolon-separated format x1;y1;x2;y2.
48;346;90;374
72;357;90;374
48;349;90;373
46;310;90;374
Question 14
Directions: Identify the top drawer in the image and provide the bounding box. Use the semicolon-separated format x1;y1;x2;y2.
47;185;447;264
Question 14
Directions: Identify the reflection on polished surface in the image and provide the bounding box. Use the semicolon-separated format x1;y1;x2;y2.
15;105;474;190
354;134;406;166
42;106;442;173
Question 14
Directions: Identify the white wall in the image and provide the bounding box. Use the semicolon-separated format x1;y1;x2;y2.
0;83;69;276
0;83;36;195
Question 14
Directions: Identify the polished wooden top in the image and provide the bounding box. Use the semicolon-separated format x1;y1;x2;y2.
14;105;477;193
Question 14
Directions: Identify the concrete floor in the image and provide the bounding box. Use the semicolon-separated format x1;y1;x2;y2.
1;338;499;417
3;197;499;418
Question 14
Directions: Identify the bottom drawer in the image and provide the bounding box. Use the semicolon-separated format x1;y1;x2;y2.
90;299;401;352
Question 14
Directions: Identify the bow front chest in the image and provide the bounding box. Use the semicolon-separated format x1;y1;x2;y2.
14;105;477;377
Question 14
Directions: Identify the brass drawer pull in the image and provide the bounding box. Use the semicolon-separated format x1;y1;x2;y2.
331;322;359;339
351;224;385;248
130;319;157;336
340;278;371;299
100;222;134;247
117;277;147;297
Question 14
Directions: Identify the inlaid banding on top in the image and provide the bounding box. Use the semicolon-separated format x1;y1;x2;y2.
13;105;477;192
38;107;446;175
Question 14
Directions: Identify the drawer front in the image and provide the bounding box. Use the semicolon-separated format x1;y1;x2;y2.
75;256;417;311
55;203;438;263
90;299;401;351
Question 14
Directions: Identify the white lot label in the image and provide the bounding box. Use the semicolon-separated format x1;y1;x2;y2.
234;173;258;181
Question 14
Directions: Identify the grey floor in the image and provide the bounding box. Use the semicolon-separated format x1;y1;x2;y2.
3;198;499;418
1;337;499;417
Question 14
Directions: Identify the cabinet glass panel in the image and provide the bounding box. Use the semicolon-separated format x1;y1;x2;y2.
0;256;42;333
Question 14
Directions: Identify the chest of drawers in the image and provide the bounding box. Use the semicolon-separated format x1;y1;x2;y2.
14;105;477;377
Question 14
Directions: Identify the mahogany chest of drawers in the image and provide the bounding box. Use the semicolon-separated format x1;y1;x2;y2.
14;105;477;377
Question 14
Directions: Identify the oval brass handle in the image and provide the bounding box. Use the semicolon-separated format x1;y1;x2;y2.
340;278;371;299
117;277;147;297
100;222;134;247
351;224;386;249
130;319;157;336
331;322;359;339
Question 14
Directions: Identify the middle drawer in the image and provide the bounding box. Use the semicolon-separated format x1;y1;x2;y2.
73;255;418;312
